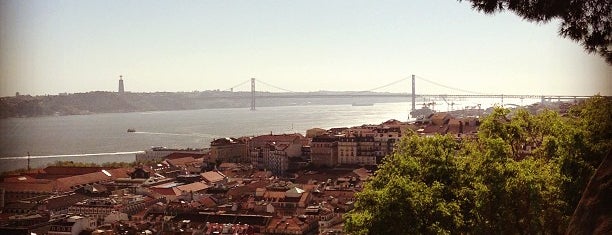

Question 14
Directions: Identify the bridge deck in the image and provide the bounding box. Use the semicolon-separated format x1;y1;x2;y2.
209;93;595;100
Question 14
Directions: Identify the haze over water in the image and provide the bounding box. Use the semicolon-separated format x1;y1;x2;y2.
0;98;536;172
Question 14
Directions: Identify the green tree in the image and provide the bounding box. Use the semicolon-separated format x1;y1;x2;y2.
345;134;467;234
459;0;612;64
558;95;612;215
345;97;612;234
345;133;568;234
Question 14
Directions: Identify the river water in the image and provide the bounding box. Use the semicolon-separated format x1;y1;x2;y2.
0;98;536;172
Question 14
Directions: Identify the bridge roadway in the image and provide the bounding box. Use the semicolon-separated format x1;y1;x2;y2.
207;92;595;100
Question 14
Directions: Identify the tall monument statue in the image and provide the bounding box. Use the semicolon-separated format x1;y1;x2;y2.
118;75;125;93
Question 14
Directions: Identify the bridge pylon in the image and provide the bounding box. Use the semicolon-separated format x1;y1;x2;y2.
411;74;416;111
250;78;256;111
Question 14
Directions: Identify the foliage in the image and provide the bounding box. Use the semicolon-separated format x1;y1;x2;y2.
345;135;465;234
345;96;611;234
52;160;100;167
459;0;612;64
50;160;137;168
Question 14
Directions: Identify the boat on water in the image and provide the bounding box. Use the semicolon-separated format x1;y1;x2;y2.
127;128;136;133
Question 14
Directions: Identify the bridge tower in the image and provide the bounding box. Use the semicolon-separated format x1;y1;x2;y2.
411;74;416;111
250;78;256;111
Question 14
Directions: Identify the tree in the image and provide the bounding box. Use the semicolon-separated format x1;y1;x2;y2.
344;134;468;234
345;97;611;234
459;0;612;64
344;133;566;234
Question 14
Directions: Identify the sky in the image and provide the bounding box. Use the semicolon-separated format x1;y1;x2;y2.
1;0;610;97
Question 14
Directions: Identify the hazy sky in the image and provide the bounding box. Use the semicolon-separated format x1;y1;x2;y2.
1;0;610;97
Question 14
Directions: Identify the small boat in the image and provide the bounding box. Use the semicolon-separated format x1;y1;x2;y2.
127;128;136;133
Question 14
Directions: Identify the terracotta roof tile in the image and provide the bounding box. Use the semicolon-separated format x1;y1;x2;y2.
166;156;198;167
175;182;209;193
200;171;225;184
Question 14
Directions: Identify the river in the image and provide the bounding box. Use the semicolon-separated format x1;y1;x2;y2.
0;98;535;172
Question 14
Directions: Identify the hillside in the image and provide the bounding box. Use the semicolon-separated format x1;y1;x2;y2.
0;91;407;118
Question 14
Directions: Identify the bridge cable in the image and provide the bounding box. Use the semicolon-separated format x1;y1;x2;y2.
256;80;295;93
363;77;410;92
226;79;251;91
346;77;410;95
415;75;491;95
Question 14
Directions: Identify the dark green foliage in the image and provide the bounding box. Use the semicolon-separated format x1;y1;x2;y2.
346;135;466;234
51;160;137;168
345;96;611;234
459;0;612;64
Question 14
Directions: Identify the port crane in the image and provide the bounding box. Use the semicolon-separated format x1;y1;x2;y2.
440;95;455;111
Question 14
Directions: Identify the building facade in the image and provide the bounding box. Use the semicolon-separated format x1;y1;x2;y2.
337;136;379;166
210;138;248;163
310;135;339;167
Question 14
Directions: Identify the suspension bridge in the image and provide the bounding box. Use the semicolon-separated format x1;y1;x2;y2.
221;75;594;111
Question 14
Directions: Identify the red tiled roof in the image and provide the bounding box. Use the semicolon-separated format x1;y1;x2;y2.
219;163;238;169
228;180;269;198
0;168;130;193
42;166;108;176
150;187;181;196
165;152;206;159
422;124;448;135
251;134;304;145
352;168;371;181
3;175;38;183
431;112;452;125
175;182;209;193
0;180;57;193
252;171;273;179
166;157;198;167
266;216;313;233
201;171;225;184
55;168;130;191
198;196;219;208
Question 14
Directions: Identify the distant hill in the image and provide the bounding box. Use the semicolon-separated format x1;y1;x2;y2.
0;91;408;118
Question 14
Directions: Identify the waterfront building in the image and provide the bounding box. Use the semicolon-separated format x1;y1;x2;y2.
248;134;306;173
0;168;130;204
264;143;291;174
310;135;339;167
249;133;305;155
135;147;207;163
306;128;327;138
337;136;379;166
210;138;248;163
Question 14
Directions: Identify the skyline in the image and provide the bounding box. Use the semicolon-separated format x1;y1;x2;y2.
1;0;610;97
